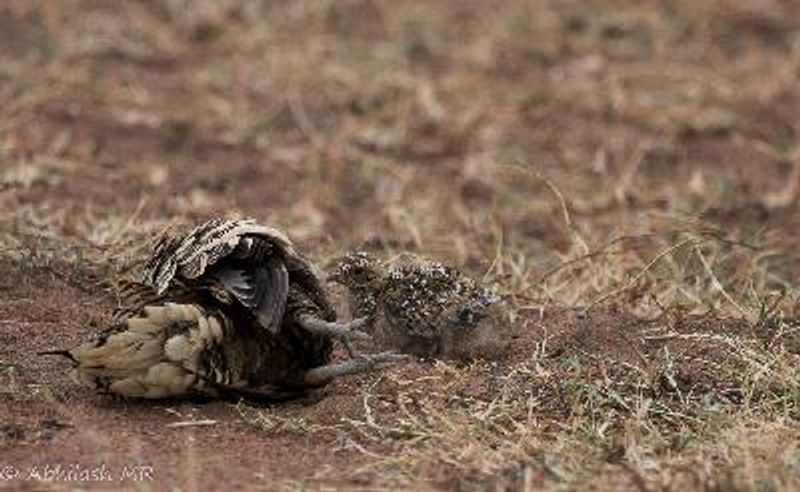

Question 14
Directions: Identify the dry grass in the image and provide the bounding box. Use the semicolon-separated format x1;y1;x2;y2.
2;0;800;489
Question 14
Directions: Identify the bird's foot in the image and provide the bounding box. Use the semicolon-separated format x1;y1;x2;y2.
298;316;372;356
303;351;409;387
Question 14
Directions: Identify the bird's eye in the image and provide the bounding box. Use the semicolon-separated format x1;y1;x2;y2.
351;265;377;283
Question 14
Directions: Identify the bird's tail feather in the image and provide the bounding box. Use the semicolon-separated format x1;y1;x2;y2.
59;303;228;398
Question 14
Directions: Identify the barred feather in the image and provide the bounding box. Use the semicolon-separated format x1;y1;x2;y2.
136;218;329;334
43;218;347;400
143;218;295;293
67;303;234;398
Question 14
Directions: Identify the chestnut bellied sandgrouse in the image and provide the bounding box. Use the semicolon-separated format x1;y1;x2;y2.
329;251;509;360
41;219;402;401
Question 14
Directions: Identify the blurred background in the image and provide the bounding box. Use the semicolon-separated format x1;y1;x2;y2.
3;2;800;489
2;0;800;316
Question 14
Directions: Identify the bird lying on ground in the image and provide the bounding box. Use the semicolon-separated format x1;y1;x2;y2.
329;251;510;360
41;219;403;401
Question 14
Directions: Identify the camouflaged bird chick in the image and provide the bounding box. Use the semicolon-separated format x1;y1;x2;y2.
330;251;508;360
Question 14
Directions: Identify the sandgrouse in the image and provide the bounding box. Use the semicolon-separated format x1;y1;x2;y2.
42;219;401;401
329;251;508;360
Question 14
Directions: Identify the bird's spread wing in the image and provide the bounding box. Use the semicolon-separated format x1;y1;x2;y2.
172;219;254;282
139;218;312;334
213;260;289;334
143;219;294;295
142;232;182;295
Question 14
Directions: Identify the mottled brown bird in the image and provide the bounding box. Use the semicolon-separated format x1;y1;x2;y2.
128;218;365;345
329;251;509;360
42;219;401;401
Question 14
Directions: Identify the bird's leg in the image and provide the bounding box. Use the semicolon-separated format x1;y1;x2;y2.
303;351;408;387
297;315;371;357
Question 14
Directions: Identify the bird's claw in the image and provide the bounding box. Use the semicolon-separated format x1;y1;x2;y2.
297;315;374;358
336;317;370;344
299;316;372;343
302;351;408;387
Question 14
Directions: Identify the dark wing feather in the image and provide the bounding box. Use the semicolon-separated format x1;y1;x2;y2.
252;263;289;334
213;261;289;334
282;254;336;322
140;218;307;334
214;269;257;306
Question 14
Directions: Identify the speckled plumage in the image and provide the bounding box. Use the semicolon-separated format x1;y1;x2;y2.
330;251;507;359
131;218;334;334
43;220;401;401
65;303;292;399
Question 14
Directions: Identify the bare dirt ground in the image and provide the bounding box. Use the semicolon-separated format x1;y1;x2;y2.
2;1;800;490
